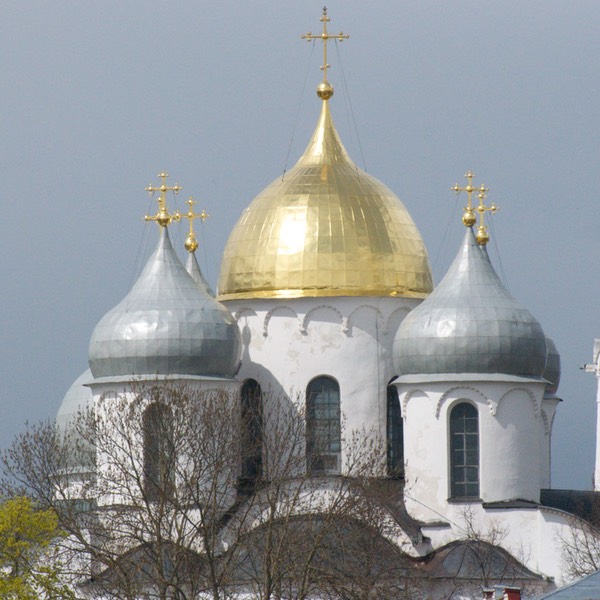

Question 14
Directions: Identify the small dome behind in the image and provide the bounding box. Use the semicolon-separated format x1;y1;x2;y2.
394;228;547;378
56;369;94;432
89;227;241;379
56;369;95;469
186;252;215;297
218;100;433;300
544;337;561;394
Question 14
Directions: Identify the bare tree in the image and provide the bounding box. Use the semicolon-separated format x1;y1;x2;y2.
559;515;600;579
0;381;402;600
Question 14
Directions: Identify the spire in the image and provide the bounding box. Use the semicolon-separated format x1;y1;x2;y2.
301;7;349;100
451;171;498;245
144;171;182;228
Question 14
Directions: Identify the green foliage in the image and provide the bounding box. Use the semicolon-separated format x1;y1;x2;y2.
0;496;75;599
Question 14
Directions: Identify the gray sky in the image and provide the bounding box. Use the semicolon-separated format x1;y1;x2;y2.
1;1;599;489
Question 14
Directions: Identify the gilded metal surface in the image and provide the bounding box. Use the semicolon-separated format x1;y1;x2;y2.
475;184;497;246
89;227;240;378
451;171;497;245
394;227;547;378
183;196;209;253
144;171;182;227
452;171;479;229
301;7;348;99
218;100;433;300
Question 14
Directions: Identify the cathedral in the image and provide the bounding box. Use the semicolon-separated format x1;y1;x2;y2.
54;9;600;600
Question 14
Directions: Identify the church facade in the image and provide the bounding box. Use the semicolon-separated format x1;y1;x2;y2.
55;10;600;600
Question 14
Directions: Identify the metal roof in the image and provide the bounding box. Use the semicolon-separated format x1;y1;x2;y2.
394;227;548;378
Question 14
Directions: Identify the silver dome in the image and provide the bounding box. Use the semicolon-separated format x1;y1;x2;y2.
394;228;547;378
89;228;241;378
543;337;561;394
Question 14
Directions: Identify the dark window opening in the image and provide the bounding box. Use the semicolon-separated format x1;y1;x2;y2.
143;402;175;501
241;379;263;488
387;385;404;478
450;402;479;499
307;376;341;475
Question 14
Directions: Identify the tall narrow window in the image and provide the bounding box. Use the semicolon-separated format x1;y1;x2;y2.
306;376;341;474
387;385;404;478
143;403;174;500
241;379;263;486
450;403;479;498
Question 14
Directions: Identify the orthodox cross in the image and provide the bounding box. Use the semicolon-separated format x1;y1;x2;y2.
183;197;209;253
474;185;498;246
145;171;182;227
301;6;349;88
452;171;482;228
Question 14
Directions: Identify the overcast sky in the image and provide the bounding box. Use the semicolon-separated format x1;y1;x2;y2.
1;1;599;489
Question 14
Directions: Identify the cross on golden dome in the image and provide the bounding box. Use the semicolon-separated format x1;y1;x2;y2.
144;171;182;228
301;6;349;100
183;196;209;253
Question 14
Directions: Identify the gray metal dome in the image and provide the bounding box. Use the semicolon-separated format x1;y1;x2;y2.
89;228;241;378
543;337;561;394
393;228;547;378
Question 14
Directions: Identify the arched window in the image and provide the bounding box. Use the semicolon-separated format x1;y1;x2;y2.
387;385;404;478
241;379;263;487
143;403;174;500
306;376;341;474
450;403;479;498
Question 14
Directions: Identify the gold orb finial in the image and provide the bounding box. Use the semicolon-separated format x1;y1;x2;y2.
145;171;182;228
451;170;477;228
317;81;334;100
301;6;349;100
451;171;498;244
182;196;209;254
474;184;498;246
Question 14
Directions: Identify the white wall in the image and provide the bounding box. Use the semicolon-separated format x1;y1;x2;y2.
398;379;548;519
225;296;421;474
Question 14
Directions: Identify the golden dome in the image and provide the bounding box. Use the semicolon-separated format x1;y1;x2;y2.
217;100;433;300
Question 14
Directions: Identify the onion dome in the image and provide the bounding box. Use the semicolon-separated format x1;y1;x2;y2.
394;228;547;378
89;227;241;378
217;98;432;300
56;369;95;468
543;337;561;394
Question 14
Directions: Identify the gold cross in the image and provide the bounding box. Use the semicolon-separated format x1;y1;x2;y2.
183;196;209;253
301;6;349;97
452;171;483;228
144;171;182;228
474;185;498;246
